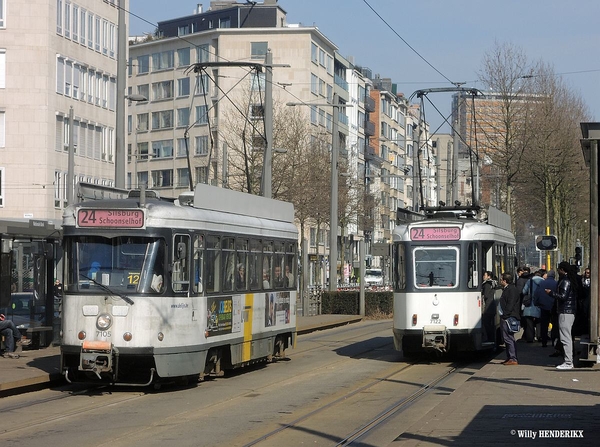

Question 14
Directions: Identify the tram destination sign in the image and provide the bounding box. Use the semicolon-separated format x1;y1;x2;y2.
76;208;145;229
410;227;460;241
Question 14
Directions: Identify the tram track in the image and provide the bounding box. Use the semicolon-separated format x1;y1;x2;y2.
0;321;395;442
237;362;461;447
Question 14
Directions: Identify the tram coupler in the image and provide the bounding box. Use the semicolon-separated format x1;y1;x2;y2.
422;325;448;352
79;340;114;378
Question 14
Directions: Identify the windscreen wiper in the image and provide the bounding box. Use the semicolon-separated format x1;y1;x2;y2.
80;273;134;305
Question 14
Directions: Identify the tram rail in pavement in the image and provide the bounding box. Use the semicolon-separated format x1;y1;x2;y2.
0;314;362;397
4;318;599;446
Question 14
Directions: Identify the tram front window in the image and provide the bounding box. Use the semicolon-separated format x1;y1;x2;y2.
414;247;458;288
65;236;166;294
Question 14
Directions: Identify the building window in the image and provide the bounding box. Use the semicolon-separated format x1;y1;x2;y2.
80;9;86;45
250;72;265;92
197;44;210;63
152;140;173;159
151;110;173;130
137;55;149;74
72;6;78;41
94;16;100;52
177;138;188;157
56;0;63;34
152;80;173;100
0;111;5;148
196;166;209;184
137;83;149;101
311;42;317;64
0;49;5;89
219;17;230;28
251;42;268;59
64;1;71;38
195;135;209;156
137;113;149;132
178;25;189;36
152;50;174;71
54;170;62;208
177;48;190;66
177;108;190;127
0;0;5;28
311;74;318;95
195;73;210;95
195;105;208;125
0;166;4;206
151;169;173;188
87;13;93;48
177;77;190;97
177;168;189;187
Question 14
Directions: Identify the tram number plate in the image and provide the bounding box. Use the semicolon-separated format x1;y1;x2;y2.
96;331;111;337
430;319;441;324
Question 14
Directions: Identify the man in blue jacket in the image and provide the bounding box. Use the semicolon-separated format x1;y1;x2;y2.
534;270;558;347
499;272;521;365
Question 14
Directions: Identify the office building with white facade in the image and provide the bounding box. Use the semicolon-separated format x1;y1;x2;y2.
0;0;124;220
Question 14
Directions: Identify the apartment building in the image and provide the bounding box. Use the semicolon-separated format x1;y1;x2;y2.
0;0;124;220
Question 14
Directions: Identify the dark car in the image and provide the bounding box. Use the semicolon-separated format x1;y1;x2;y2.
0;292;47;330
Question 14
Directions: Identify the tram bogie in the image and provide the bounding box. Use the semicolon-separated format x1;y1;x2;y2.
60;184;298;387
392;206;516;356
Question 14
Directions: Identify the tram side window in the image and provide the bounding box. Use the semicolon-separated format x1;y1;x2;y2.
467;242;479;289
263;241;273;290
248;239;262;290
394;243;406;291
172;234;190;293
193;235;203;294
285;241;296;289
236;238;248;291
205;235;220;294
414;247;458;288
222;237;235;292
273;241;285;288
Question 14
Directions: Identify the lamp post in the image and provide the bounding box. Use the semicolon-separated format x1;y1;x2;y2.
125;95;147;189
287;94;352;291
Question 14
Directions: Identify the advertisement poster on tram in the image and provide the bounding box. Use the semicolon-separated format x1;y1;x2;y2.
265;292;291;327
206;296;241;336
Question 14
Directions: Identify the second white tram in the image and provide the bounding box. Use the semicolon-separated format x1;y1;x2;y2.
60;184;298;386
392;206;516;355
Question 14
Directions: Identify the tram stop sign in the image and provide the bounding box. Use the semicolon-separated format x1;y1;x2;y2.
535;235;558;251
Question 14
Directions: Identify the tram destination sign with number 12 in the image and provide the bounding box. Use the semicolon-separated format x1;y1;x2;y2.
76;208;145;229
410;227;461;241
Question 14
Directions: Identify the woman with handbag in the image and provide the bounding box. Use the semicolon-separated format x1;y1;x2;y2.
499;272;521;365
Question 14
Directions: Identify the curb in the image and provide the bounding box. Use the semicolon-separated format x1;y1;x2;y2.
297;317;363;335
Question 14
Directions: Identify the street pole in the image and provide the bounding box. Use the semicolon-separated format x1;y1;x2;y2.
329;93;339;292
67;107;75;205
114;0;127;188
359;239;365;316
262;51;273;198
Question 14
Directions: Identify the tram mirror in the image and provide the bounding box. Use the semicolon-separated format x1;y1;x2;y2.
176;242;187;260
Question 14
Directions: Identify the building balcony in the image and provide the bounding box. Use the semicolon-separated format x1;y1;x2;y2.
365;120;376;137
365;96;375;113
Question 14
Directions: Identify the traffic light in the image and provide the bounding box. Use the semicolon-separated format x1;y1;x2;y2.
535;235;558;251
575;246;583;266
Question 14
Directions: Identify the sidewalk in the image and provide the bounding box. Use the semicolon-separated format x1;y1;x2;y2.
392;337;600;446
0;314;362;397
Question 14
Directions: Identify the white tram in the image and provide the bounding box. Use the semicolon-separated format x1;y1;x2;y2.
60;184;298;385
392;206;516;356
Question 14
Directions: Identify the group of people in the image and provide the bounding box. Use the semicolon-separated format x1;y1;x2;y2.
493;263;590;369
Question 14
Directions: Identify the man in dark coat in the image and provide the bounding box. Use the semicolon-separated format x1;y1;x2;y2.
499;272;520;365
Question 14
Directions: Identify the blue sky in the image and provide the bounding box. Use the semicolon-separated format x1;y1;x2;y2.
128;0;600;131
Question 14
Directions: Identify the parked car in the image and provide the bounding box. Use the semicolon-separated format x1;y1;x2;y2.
364;268;384;286
0;292;47;330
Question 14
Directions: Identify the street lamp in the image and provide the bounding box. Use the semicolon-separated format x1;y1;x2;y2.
287;94;352;291
126;94;148;189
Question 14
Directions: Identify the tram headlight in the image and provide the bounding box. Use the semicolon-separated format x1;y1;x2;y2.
453;314;459;326
157;332;164;341
123;332;133;342
96;313;113;330
78;331;86;340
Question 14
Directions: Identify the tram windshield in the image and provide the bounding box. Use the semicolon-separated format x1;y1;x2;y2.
413;247;458;288
64;236;166;294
